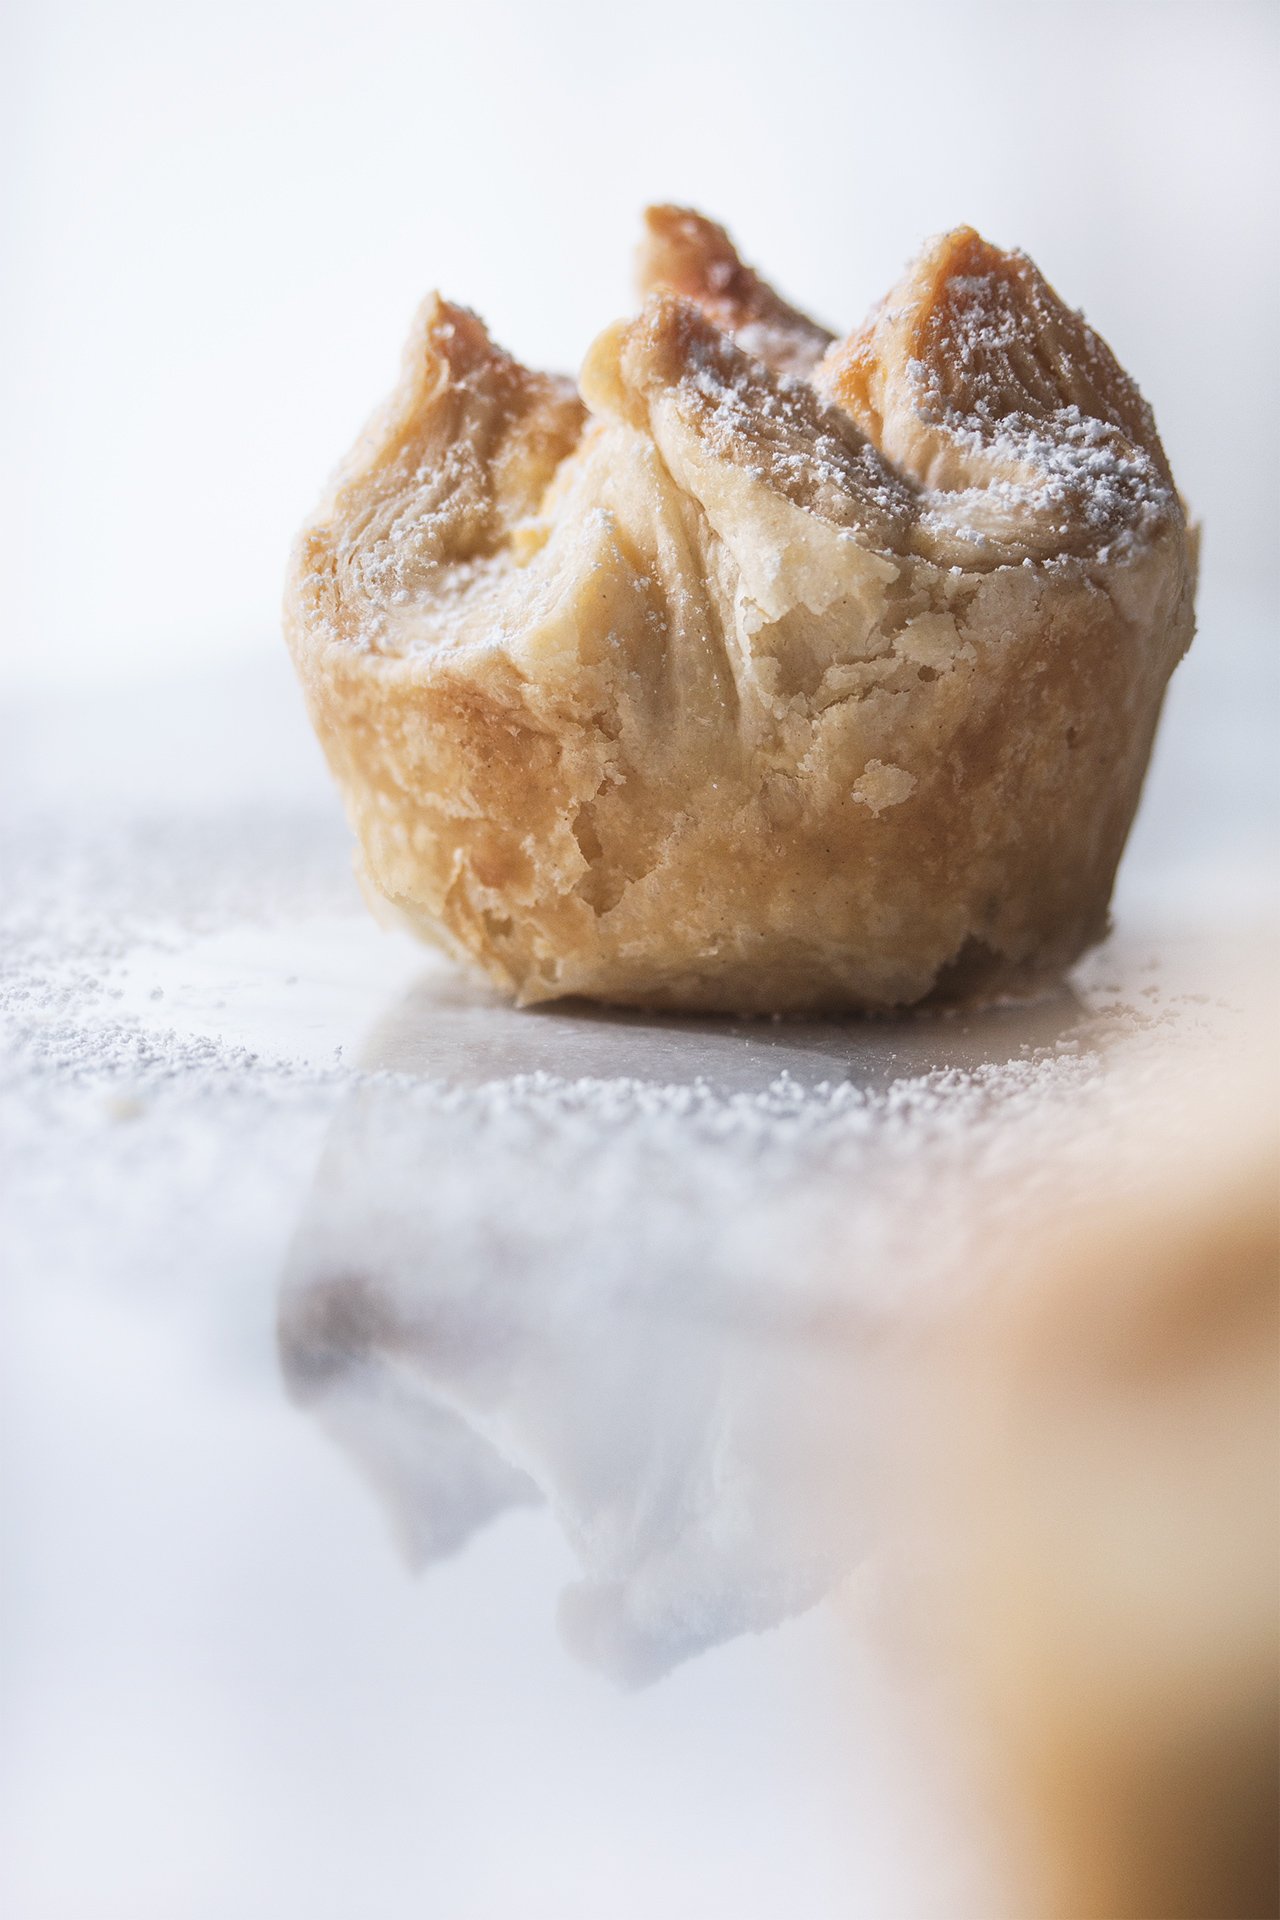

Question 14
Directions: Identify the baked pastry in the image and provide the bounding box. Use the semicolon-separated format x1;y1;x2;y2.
285;208;1195;1013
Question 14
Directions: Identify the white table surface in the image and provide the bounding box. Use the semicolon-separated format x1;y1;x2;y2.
1;602;1275;1919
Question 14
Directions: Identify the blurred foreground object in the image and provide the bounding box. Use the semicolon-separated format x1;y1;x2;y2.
284;208;1195;1014
948;1057;1279;1919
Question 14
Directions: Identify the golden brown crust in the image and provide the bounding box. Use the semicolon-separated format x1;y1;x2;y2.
637;204;835;379
284;212;1196;1014
821;228;1177;560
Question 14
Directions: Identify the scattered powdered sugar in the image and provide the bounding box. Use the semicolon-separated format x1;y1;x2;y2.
670;319;918;540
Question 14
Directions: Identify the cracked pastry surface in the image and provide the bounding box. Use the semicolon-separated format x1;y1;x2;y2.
284;207;1196;1013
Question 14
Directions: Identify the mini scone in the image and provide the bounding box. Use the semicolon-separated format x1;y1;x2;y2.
285;208;1196;1013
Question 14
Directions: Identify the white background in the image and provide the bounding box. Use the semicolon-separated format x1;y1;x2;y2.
3;0;1277;691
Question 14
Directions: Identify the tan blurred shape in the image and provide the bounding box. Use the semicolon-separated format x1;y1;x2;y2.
949;1056;1279;1918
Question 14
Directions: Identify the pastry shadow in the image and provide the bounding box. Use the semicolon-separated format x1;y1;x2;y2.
359;968;1088;1094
